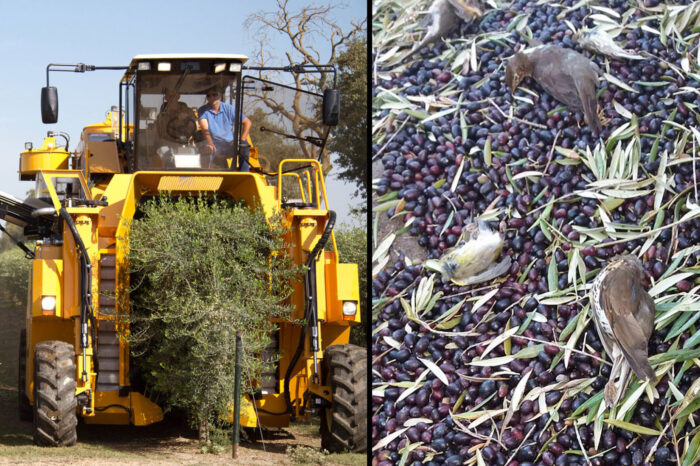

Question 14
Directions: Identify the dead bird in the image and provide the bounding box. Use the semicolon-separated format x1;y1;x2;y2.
589;255;656;407
575;28;645;61
506;44;602;135
404;0;483;61
423;220;512;286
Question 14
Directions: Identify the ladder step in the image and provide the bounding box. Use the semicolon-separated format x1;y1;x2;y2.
99;320;116;332
97;371;119;384
97;358;119;371
98;345;119;358
96;383;119;392
99;306;116;316
98;332;119;345
100;254;116;267
100;293;116;306
100;279;116;292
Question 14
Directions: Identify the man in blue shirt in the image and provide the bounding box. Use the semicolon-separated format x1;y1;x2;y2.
198;87;252;171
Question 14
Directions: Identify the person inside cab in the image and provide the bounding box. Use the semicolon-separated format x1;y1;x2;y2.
155;88;198;146
198;87;252;171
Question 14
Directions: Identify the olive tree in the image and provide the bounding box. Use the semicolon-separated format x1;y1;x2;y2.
123;196;300;441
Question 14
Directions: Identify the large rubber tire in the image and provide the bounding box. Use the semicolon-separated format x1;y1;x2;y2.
18;329;32;421
33;340;78;446
320;344;367;453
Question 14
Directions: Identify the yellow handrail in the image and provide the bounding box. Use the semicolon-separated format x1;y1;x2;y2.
277;159;338;256
281;172;306;202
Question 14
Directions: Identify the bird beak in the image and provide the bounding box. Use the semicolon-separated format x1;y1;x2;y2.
509;75;518;93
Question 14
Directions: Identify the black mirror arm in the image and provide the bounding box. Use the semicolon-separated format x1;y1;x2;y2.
45;63;128;86
243;63;337;87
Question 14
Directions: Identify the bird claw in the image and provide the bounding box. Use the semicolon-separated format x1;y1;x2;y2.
597;106;610;127
604;381;616;408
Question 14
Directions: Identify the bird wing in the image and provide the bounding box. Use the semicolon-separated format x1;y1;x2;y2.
573;65;602;135
635;289;656;342
452;256;511;286
530;49;581;109
601;268;656;381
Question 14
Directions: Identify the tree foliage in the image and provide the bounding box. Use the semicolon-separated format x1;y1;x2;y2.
248;107;299;172
329;36;368;201
123;196;300;440
334;215;367;347
244;0;365;175
0;246;31;307
0;223;26;254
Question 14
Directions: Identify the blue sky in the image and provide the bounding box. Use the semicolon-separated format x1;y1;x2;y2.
0;0;365;221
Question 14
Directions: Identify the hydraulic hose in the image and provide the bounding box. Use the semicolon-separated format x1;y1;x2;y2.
59;207;99;379
260;210;336;416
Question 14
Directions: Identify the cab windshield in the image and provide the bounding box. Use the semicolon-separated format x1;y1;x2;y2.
134;66;241;171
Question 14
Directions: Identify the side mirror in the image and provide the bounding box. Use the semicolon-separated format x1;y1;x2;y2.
322;88;340;126
41;87;58;124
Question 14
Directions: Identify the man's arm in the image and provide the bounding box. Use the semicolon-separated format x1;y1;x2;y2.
198;117;216;154
240;116;252;142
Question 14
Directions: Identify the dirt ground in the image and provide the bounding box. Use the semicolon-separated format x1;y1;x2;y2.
372;159;427;264
0;304;364;466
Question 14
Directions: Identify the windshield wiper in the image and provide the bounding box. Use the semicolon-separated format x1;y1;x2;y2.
259;126;323;148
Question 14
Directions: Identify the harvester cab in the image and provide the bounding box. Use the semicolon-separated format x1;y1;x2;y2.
6;54;365;452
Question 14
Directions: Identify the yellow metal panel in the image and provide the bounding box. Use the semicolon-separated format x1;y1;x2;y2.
156;175;224;191
320;322;351;348
324;256;360;324
224;395;260;427
87;140;122;174
85;392;130;425
85;391;163;426
19;152;70;180
35;245;61;260
256;394;291;427
19;137;70;180
130;392;164;426
62;224;79;319
31;259;63;318
315;256;327;321
97;174;134;237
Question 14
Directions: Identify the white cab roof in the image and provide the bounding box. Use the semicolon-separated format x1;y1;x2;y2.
132;53;248;62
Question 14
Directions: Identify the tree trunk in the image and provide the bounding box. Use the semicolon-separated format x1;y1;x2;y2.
198;418;210;443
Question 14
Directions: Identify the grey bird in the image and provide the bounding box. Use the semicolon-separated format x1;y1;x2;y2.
589;255;656;407
404;0;482;61
575;28;645;61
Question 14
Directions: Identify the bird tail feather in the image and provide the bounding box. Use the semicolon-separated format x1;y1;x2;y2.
621;346;656;382
453;256;512;286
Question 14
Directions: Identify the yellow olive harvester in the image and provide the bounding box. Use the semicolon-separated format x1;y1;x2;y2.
8;54;365;452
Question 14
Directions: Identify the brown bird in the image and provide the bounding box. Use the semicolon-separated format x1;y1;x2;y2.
589;255;657;407
505;44;602;135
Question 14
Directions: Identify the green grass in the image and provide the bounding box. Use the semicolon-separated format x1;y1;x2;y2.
286;445;366;466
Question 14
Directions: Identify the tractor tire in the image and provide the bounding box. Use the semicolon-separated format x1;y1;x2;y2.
320;344;367;453
33;340;78;447
18;329;32;421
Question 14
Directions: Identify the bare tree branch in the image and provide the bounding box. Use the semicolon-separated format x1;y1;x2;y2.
244;1;365;173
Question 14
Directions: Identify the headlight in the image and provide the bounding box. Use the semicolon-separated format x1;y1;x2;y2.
41;296;56;315
342;301;357;317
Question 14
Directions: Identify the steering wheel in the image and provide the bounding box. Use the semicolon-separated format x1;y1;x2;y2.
165;115;197;143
